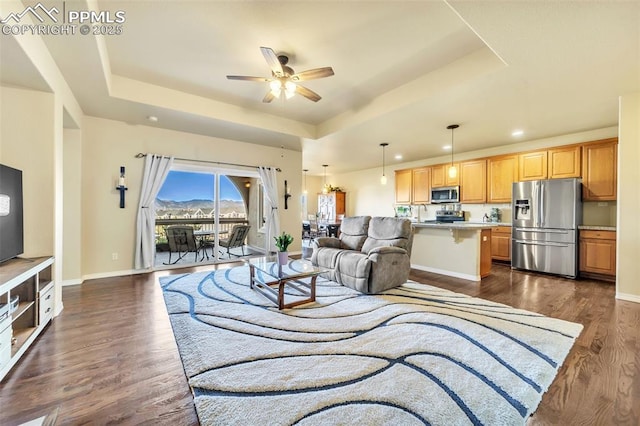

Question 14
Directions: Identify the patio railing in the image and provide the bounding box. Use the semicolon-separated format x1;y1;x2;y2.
155;218;249;244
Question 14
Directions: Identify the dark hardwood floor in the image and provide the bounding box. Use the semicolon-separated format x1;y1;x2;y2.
1;262;638;425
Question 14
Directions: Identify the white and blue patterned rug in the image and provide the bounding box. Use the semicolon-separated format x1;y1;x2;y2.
159;265;582;426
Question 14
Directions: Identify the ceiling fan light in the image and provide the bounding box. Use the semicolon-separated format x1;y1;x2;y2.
269;80;281;92
285;88;295;99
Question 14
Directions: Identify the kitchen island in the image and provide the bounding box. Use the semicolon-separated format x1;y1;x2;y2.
411;222;497;281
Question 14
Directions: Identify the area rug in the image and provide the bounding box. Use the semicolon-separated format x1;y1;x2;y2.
159;265;582;426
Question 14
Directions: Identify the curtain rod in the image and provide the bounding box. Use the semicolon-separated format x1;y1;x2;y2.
134;153;281;172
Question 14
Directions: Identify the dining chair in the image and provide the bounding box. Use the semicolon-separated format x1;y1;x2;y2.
164;226;200;264
219;225;251;258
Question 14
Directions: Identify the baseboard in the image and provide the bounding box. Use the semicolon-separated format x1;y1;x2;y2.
411;264;480;282
82;269;143;282
61;278;83;287
616;292;640;304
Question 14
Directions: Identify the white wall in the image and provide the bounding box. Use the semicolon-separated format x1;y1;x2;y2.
0;86;55;257
79;116;302;279
62;128;82;285
616;92;640;302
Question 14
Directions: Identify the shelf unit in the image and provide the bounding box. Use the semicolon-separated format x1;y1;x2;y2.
0;256;54;381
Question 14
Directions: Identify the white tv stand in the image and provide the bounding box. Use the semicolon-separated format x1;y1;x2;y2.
0;256;54;381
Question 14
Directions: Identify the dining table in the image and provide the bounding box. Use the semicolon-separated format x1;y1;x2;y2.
194;229;229;261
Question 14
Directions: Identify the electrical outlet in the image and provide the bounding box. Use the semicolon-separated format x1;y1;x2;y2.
112;253;118;261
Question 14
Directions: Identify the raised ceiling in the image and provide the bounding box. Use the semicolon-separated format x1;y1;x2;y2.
1;1;638;176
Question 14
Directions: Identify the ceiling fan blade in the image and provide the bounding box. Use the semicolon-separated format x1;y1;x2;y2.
227;75;270;82
296;85;321;102
262;90;276;103
291;67;334;82
260;46;284;77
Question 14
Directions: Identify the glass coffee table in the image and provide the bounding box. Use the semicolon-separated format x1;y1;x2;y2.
245;256;328;309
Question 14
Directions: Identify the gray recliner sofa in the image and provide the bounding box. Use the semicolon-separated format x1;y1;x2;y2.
311;216;413;294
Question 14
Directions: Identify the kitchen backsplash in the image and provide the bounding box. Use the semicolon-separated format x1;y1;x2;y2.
407;201;616;227
583;201;617;227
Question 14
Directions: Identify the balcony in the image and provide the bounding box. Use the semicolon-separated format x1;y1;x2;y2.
154;218;263;267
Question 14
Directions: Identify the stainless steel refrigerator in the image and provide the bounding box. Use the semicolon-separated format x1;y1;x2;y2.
512;178;582;278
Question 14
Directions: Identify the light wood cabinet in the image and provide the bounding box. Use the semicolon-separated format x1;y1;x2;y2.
393;138;618;205
394;169;412;204
582;139;617;201
548;145;581;179
518;150;548;181
431;163;459;187
487;154;518;203
460;159;486;203
395;167;431;204
318;191;345;222
579;230;616;280
1;256;54;381
411;167;431;204
480;229;492;278
491;226;512;261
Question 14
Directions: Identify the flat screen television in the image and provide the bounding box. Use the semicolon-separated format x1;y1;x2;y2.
0;164;24;263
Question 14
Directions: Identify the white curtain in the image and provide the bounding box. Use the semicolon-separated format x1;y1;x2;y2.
258;166;280;253
134;154;174;269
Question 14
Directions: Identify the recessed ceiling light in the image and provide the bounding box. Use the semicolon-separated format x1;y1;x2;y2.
443;145;452;150
394;154;403;160
512;129;524;137
147;115;158;122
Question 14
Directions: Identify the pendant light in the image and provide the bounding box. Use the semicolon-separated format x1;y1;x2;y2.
447;124;459;179
303;169;308;194
380;143;389;185
322;164;329;194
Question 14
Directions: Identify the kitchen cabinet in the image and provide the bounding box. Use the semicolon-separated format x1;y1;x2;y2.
518;150;547;181
411;167;431;204
394;169;412;204
579;229;616;280
487;154;518;203
460;159;486;203
431;163;459;188
582;139;617;201
480;229;492;278
491;226;512;262
318;191;345;222
548;145;581;179
1;256;55;381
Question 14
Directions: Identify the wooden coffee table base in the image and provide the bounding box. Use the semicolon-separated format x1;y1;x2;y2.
249;266;317;310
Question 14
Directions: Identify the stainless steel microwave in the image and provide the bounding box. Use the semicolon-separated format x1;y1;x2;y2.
431;186;460;203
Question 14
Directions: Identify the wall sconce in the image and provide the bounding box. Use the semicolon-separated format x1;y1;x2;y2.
284;180;292;209
116;166;127;208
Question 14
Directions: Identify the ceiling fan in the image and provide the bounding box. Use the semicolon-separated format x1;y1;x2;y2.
227;47;334;103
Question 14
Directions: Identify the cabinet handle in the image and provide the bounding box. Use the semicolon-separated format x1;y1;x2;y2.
46;307;51;314
45;294;51;300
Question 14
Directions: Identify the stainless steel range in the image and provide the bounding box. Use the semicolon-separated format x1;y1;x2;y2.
422;209;465;223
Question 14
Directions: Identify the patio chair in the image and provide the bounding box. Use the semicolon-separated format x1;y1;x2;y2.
164;226;200;265
219;225;251;258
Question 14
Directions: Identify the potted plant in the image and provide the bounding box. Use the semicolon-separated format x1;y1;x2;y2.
274;232;294;265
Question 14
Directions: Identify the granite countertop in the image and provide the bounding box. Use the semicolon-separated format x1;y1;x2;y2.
578;225;617;231
412;222;498;230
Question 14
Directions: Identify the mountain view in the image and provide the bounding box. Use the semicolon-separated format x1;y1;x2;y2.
155;198;246;217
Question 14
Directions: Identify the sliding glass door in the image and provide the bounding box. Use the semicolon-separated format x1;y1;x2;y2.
153;163;262;268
